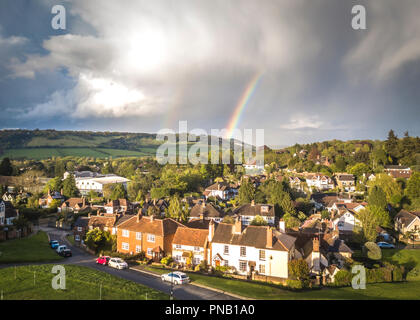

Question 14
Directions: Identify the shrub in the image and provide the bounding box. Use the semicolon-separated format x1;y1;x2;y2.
392;266;404;282
288;259;310;280
286;279;304;289
334;270;352;286
407;267;419;280
362;242;382;260
160;255;173;266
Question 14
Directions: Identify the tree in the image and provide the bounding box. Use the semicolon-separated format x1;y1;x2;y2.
0;158;13;176
88;190;98;201
406;172;420;201
150;187;170;199
334;157;347;172
288;259;310;281
368;173;401;202
54;160;66;178
12;215;30;230
222;215;235;224
384;130;399;162
85;229;113;253
110;183;127;200
237;179;255;204
349;163;370;179
250;215;268;226
147;205;161;217
166;195;190;222
43;176;63;193
62;174;79;198
362;242;382;260
368;186;387;209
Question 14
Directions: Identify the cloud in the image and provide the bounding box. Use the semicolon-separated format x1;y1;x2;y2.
279;114;324;130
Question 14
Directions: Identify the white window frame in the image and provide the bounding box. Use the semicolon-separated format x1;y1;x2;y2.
240;246;246;257
122;229;129;237
122;242;129;251
77;227;82;232
224;245;229;255
135;245;141;253
239;261;247;272
136;232;142;240
147;248;153;256
147;234;155;243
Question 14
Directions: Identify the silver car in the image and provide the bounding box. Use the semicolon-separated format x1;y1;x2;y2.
161;272;190;285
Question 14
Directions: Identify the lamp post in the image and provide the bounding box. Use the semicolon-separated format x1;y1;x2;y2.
170;274;174;300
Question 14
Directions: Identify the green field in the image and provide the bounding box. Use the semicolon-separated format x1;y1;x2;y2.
144;249;420;300
0;264;168;300
0;231;63;264
1;147;156;160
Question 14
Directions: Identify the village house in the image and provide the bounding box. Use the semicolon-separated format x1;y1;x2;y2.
59;197;89;213
394;210;420;241
233;201;276;226
38;189;65;208
73;216;90;244
327;201;367;214
104;198;133;214
335;174;356;192
0;200;18;226
332;209;360;234
243;158;265;173
305;174;335;191
189;201;226;223
210;217;297;280
203;182;238;200
172;227;210;266
116;214;185;260
384;165;412;179
141;199;168;217
288;176;304;191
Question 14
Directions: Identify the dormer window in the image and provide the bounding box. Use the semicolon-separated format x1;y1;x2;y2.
261;206;269;213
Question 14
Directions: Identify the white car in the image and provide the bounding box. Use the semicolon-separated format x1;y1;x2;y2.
161;272;190;285
108;258;128;269
56;245;67;254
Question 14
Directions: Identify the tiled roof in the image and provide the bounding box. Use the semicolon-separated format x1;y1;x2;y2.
189;202;225;218
74;216;90;228
233;203;275;217
117;215;185;236
88;215;117;229
173;228;208;247
395;210;420;227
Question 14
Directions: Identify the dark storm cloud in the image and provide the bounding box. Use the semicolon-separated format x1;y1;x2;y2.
0;0;419;145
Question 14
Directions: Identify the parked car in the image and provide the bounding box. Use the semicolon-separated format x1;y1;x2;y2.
161;272;190;285
59;249;72;257
377;242;395;249
108;258;128;269
56;245;67;254
50;240;59;249
96;256;111;265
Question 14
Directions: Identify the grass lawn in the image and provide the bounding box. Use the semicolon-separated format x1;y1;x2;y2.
0;231;63;264
144;249;420;300
0;264;168;300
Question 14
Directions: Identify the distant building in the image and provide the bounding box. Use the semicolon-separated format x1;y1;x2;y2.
0;200;18;226
334;174;356;192
384;165;412;179
232;201;276;226
306;174;335;191
74;174;130;195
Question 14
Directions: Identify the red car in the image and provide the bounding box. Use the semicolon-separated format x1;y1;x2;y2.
96;256;111;265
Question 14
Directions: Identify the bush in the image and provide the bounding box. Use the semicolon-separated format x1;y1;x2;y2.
286;279;304;289
160;255;173;266
100;250;145;262
288;259;310;280
333;270;352;286
362;242;382;260
392;266;404;282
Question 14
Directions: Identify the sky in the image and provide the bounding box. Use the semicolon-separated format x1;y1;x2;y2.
0;0;419;147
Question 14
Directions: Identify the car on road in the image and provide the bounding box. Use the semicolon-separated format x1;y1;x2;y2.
108;258;128;269
161;272;190;285
59;249;72;257
56;245;68;254
50;240;59;249
96;256;111;265
377;242;395;249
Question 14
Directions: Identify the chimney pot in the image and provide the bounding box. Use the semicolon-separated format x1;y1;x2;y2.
266;227;273;248
251;200;255;206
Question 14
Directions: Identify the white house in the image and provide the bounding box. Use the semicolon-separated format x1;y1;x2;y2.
0;200;18;226
203;182;237;200
332;209;360;232
172;227;210;266
232;201;276;226
188;201;226;223
306;174;335;191
210;218;297;279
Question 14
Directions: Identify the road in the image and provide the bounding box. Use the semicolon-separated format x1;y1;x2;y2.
44;227;239;300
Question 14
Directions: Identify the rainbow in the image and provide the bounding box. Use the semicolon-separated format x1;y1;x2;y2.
225;72;263;139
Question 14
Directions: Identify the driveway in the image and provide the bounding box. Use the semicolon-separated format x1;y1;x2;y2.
45;227;239;300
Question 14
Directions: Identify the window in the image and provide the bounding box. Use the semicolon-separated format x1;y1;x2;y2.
147;248;153;256
147;234;155;243
135;245;141;253
175;255;181;261
122;229;129;237
224;245;229;255
75;235;80;241
194;246;200;252
239;261;247;272
77;227;82;232
240;246;246;257
259;264;265;274
175;244;181;249
259;250;266;261
104;227;108;232
223;260;229;267
136;232;142;240
193;258;200;265
122;242;129;251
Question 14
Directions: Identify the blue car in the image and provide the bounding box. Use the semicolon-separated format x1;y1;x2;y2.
377;242;395;249
50;240;59;249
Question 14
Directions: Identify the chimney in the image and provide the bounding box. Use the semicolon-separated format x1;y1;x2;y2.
60;188;63;196
88;213;91;218
202;201;206;208
313;237;320;252
199;213;204;220
208;219;215;242
279;219;285;233
218;184;220;190
48;189;51;196
233;216;242;234
136;212;141;223
150;215;154;222
251;200;255;206
266;226;273;249
153;199;156;206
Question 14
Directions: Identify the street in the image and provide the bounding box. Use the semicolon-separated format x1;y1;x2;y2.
45;227;239;300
